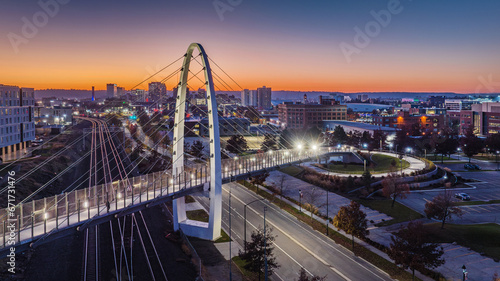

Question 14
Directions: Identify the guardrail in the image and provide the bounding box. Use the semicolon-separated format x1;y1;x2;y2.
0;147;337;249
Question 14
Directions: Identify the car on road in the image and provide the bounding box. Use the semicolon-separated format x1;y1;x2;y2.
455;192;471;201
464;163;481;170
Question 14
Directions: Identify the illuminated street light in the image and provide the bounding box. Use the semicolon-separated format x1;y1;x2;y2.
312;145;318;150
363;143;368;149
84;201;89;208
297;144;303;150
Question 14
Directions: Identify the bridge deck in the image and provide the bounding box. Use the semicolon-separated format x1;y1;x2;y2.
0;147;346;255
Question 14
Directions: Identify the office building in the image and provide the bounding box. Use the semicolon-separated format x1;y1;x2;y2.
107;83;117;97
0;84;36;158
117;87;125;97
372;111;447;134
277;102;347;129
471;102;500;135
39;106;73;125
148;82;167;102
428;96;446;108
257;86;272;109
241;89;257;107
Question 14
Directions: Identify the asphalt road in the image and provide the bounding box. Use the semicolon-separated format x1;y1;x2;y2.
198;183;393;281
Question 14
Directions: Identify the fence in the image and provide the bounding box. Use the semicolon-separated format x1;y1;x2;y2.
0;147;336;248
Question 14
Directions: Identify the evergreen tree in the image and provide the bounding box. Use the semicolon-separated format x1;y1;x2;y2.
239;227;280;280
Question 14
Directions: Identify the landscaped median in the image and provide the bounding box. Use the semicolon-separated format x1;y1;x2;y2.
236;180;442;281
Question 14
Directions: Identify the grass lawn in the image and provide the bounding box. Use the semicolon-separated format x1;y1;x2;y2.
472;155;498;161
357;199;424;226
326;154;410;174
279;165;304;177
186;210;231;243
186;209;209;222
215;229;231;243
426;155;455;161
424;223;500;261
237;180;426;281
455;200;500;206
232;256;258;280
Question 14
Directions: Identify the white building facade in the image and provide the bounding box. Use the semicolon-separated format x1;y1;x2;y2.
0;85;36;157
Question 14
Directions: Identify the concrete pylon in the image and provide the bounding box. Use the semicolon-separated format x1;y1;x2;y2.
172;43;222;240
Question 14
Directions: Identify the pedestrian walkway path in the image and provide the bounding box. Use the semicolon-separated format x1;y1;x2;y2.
265;171;392;225
301;151;426;178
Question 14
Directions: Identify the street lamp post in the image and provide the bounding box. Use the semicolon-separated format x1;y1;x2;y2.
299;189;303;212
496;151;499;171
462;265;467;281
264;206;268;281
326;189;329;236
229;175;232;281
243;198;265;252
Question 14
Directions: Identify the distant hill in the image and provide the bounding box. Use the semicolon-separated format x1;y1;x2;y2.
33;89;497;101
35;89;107;100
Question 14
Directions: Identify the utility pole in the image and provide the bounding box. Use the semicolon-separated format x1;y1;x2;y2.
264;206;268;281
229;175;232;281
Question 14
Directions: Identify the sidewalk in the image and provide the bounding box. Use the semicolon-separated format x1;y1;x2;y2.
265;170;500;281
260;173;433;281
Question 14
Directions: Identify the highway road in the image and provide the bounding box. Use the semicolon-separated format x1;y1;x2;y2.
198;183;393;281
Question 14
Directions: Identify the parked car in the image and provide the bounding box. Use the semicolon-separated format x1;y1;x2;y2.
455;193;471;201
464;163;481;170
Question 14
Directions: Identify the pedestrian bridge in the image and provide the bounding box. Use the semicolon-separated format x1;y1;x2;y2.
0;147;352;256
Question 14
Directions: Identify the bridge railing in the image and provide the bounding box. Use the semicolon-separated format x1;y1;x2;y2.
0;147;339;247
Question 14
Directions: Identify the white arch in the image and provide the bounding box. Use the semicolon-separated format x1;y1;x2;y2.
172;43;222;240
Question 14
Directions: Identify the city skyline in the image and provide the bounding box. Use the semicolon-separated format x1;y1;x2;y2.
1;0;499;93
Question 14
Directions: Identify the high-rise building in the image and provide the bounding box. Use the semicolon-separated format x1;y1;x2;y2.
257;86;272;109
107;83;117;97
117;87;125;97
241;89;250;106
241;89;257;106
0;84;36;159
91;86;95;101
148;82;167;102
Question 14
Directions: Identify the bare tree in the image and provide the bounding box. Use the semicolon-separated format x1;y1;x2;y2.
424;189;463;228
275;173;287;201
388;221;444;281
304;187;326;221
382;173;410;208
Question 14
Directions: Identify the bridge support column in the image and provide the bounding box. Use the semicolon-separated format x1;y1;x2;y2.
172;43;222;240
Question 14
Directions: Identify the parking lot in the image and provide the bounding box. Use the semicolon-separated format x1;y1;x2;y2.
401;166;500;224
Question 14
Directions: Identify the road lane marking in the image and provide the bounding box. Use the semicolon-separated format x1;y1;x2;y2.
198;194;320;279
224;185;387;281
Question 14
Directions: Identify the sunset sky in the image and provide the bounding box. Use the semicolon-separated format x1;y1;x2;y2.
1;0;499;93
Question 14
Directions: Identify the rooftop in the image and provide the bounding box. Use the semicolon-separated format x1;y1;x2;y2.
322;120;397;131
